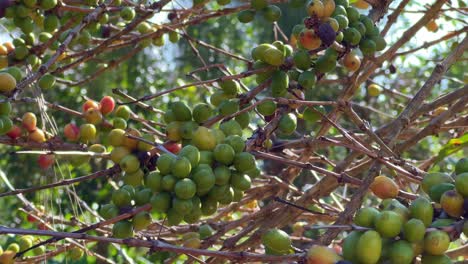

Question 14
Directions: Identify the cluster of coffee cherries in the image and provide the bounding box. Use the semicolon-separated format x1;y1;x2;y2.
258;158;468;264
339;158;468;264
0;234;85;263
295;0;387;57
57;94;162;176
247;0;387;104
0;0;58;65
98;100;260;238
0;44;14;70
0;97;54;170
0;236;45;263
0;66;22;94
0;100;13;136
0;67;53;146
56;98;154;238
54;96;137;169
0;0;189;74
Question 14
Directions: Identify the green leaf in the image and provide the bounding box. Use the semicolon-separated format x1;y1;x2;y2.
435;133;468;163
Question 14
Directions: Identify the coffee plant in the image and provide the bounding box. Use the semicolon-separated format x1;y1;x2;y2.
0;0;466;263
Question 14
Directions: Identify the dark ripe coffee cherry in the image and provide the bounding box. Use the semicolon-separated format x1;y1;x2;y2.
137;151;151;164
101;25;111;38
0;0;13;9
0;0;14;18
168;12;177;20
147;155;158;171
464;198;468;218
264;114;274;122
431;208;444;220
317;23;336;47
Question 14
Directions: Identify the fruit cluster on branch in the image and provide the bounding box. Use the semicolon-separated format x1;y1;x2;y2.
0;0;466;262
